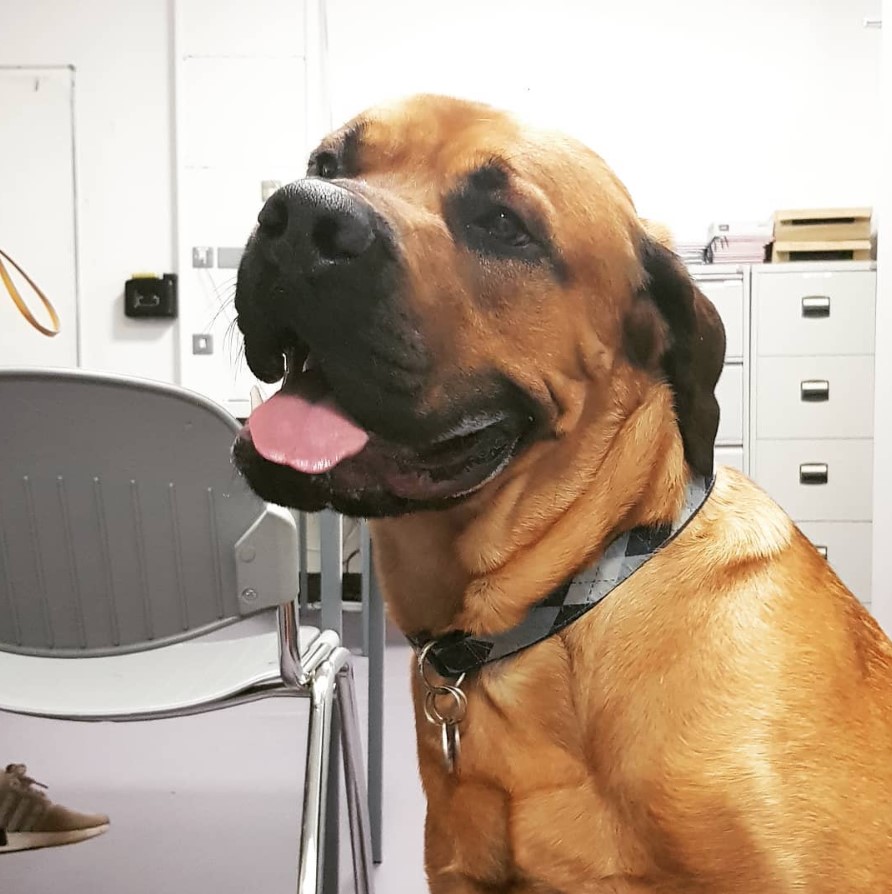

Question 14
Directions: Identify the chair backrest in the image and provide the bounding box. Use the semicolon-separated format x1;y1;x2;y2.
0;369;298;657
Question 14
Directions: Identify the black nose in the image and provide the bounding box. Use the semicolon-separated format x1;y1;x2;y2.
256;179;376;267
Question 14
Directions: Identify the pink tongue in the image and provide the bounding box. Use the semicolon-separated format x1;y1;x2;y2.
249;387;370;474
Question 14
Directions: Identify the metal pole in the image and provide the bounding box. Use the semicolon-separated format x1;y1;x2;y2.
367;543;385;863
318;510;343;891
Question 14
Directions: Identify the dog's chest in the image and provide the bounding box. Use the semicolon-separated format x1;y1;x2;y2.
413;649;648;891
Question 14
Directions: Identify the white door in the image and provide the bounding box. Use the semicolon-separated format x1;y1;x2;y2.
175;0;318;417
176;54;308;416
0;67;78;368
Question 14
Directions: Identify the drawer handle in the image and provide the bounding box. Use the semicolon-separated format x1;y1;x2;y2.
801;379;830;402
815;545;829;560
801;295;831;318
800;463;829;485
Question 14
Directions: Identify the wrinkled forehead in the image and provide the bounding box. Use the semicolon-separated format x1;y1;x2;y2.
311;95;638;222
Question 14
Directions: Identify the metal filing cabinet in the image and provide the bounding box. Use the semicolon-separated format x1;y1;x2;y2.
749;262;876;607
691;266;749;476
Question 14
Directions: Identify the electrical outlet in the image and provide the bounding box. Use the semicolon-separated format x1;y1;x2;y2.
192;333;214;355
124;273;178;319
192;246;214;268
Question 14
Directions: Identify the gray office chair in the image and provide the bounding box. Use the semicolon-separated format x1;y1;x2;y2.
0;369;374;894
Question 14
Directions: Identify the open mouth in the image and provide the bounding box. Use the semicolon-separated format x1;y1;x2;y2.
238;345;530;508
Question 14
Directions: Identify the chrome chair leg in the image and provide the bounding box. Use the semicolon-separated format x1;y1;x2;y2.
338;660;375;894
298;647;345;894
324;711;341;894
366;551;385;863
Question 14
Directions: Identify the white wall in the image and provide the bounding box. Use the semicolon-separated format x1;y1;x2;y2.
872;1;891;633
1;0;883;378
0;0;176;382
325;0;882;239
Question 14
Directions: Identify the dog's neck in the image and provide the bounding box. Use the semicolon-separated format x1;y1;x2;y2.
370;383;689;638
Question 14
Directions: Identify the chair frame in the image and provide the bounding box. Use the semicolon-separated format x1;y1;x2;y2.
0;368;375;894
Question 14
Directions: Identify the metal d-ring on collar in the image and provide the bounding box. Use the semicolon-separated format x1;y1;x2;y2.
417;642;467;774
411;474;715;773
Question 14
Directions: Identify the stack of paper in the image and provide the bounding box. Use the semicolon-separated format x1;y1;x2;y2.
705;221;772;263
673;240;708;264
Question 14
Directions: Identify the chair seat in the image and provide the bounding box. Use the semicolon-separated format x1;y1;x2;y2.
0;615;321;719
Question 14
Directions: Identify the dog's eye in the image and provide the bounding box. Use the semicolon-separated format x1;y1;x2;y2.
315;152;339;179
474;207;532;248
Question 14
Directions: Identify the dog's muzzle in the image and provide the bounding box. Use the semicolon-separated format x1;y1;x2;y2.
231;179;536;517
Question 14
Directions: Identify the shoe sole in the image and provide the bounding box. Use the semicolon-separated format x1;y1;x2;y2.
0;824;110;853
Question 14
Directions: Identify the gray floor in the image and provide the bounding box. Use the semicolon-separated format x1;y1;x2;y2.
0;645;428;894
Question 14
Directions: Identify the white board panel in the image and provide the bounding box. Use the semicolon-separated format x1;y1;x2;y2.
0;67;78;368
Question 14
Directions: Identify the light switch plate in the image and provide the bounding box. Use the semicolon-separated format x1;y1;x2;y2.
192;246;214;268
192;333;214;355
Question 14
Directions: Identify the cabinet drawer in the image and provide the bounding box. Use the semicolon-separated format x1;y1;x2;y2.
754;270;875;356
696;278;744;360
716;363;743;445
755;356;875;439
795;521;872;604
754;439;873;521
714;446;744;473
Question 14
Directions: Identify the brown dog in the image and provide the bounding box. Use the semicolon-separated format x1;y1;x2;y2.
233;95;892;892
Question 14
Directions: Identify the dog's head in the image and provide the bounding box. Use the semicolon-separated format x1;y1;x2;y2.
233;95;725;517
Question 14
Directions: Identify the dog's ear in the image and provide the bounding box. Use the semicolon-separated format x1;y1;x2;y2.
624;237;726;477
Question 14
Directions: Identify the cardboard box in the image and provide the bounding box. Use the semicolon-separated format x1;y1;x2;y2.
773;207;872;243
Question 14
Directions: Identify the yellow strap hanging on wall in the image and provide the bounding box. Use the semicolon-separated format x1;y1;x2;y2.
0;248;61;337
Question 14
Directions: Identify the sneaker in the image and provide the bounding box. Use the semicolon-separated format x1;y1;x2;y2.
0;764;109;853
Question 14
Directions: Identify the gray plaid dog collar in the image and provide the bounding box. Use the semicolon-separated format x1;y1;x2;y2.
409;475;714;677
